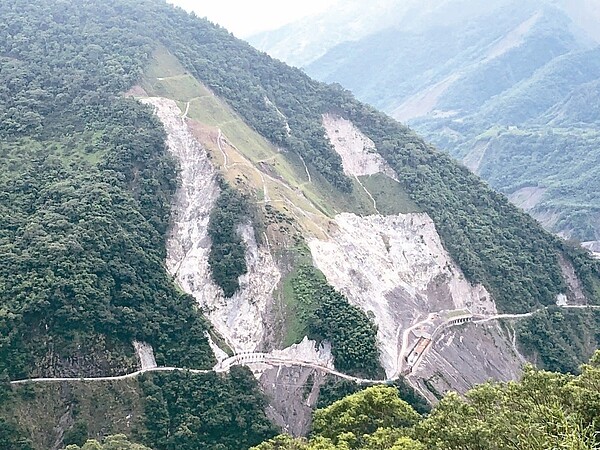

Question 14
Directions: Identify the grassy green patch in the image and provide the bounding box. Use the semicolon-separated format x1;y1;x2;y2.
142;74;204;102
140;46;381;220
277;246;314;347
361;173;421;214
1;133;107;179
143;45;188;80
141;47;206;102
188;94;238;126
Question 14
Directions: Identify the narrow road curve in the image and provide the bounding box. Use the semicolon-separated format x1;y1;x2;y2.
259;171;270;202
10;367;211;385
9;357;380;386
396;315;431;376
473;312;534;324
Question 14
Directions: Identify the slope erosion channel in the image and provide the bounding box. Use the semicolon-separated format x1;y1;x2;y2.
139;91;572;418
141;96;333;434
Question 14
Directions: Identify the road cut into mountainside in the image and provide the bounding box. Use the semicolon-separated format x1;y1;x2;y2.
317;114;527;397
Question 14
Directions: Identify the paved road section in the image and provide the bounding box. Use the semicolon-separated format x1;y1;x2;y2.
10;304;600;386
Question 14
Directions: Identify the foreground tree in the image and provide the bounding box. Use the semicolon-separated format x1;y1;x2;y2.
253;352;600;450
63;434;152;450
312;386;420;448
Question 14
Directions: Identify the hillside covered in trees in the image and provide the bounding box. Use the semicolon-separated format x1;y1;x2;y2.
1;0;600;448
2;0;599;374
253;0;600;242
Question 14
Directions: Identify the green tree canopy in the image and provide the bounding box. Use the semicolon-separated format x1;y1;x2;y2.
63;434;152;450
312;386;420;449
254;352;600;450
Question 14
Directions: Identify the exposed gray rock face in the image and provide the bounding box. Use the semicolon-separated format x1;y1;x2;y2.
141;97;281;353
146;96;532;420
261;366;326;436
258;338;333;436
309;212;496;378
316;114;524;396
412;321;524;402
558;255;588;305
133;341;157;370
323;113;398;180
582;241;600;259
143;96;335;434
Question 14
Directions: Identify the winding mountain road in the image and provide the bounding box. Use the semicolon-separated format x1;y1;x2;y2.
181;101;190;120
9;367;212;385
396;314;434;376
9;355;379;386
216;128;229;168
10;304;600;387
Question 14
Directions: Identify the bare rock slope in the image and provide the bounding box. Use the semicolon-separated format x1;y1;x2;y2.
145;98;529;416
315;114;524;395
141;97;280;353
143;96;331;434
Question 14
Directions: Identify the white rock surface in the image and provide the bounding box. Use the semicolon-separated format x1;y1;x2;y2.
558;255;587;305
270;337;334;369
323;113;398;180
133;341;157;370
556;294;568;306
205;332;229;362
141;97;280;354
309;212;493;377
582;241;600;259
206;223;281;351
143;96;522;399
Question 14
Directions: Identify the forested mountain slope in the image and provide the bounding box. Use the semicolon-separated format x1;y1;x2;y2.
252;0;600;242
1;0;600;448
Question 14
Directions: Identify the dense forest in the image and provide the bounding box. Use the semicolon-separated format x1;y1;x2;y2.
518;307;600;373
138;368;277;450
291;265;383;379
0;368;277;450
207;178;250;297
0;0;222;378
0;4;275;449
316;377;431;415
65;434;151;450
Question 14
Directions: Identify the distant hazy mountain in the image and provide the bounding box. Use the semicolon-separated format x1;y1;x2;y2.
251;0;600;241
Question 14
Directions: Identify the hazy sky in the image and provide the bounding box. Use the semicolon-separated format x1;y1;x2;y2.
168;0;337;37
